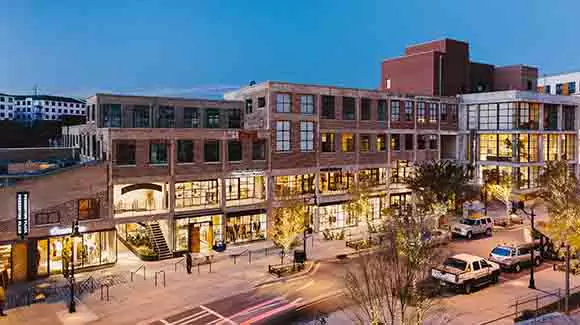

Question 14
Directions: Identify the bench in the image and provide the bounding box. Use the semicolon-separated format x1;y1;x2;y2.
268;263;304;277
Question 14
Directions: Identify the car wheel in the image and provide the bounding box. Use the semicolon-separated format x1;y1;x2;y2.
485;228;492;236
466;231;473;240
534;257;542;266
464;282;472;294
514;263;522;273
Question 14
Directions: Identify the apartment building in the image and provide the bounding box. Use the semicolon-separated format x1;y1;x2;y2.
12;95;86;122
0;94;15;120
538;71;580;96
458;90;580;193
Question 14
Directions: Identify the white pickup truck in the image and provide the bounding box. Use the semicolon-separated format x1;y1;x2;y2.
431;254;501;294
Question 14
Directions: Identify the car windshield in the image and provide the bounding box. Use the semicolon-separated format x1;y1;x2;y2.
492;247;512;256
461;219;476;226
443;258;467;270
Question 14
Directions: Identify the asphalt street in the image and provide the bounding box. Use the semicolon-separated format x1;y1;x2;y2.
148;226;545;325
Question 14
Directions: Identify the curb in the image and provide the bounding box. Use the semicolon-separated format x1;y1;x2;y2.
255;261;320;288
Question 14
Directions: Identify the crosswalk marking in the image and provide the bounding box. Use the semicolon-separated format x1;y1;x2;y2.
199;305;236;325
172;310;213;325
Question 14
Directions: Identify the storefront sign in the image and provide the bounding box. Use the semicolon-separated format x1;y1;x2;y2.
16;192;29;239
49;225;87;236
229;170;265;177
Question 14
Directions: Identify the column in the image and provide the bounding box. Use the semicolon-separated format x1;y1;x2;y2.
539;103;544;130
558;104;563;131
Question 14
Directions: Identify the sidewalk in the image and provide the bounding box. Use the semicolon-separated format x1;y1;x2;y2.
2;234;354;325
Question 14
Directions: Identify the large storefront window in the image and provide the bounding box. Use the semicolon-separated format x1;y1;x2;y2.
0;245;11;280
368;196;388;222
226;213;266;243
36;230;116;277
498;103;516;130
319;203;357;230
479;104;498;130
498;134;513;161
319;171;354;194
358;168;387;188
389;193;412;214
544;134;559;161
561;135;576;161
225;176;266;206
517;166;540;190
518;103;540;130
390;160;412;184
517;134;538;162
174;215;223;253
175;180;220;211
114;183;167;217
275;174;315;197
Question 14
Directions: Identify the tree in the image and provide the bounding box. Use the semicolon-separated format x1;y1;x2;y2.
269;199;308;264
405;160;473;222
483;169;514;224
345;211;446;324
538;161;580;253
345;184;374;234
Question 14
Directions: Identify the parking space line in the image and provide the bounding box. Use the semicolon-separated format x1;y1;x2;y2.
199;305;237;325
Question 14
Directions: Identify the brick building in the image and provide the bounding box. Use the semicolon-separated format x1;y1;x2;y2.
381;38;538;96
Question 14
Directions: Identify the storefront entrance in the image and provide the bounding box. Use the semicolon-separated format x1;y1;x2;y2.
189;222;212;254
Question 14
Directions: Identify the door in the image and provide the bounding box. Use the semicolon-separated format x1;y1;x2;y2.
473;220;482;234
190;226;200;253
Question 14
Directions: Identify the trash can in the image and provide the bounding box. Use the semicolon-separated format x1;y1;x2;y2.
294;250;306;264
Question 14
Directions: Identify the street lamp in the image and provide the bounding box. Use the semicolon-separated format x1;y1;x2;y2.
69;220;82;313
302;197;316;261
511;200;537;289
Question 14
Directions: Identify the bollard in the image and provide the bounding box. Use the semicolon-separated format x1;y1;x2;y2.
197;264;200;274
249;251;252;264
209;261;212;273
233;255;237;264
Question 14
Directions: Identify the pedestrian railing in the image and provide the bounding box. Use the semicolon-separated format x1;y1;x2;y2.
230;249;252;264
154;271;166;288
100;283;110;301
174;257;186;272
131;264;146;281
479;289;563;324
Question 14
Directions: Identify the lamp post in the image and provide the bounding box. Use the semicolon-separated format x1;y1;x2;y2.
512;200;536;289
69;220;82;313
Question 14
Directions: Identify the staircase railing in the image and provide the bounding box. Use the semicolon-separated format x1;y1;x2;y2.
144;223;163;258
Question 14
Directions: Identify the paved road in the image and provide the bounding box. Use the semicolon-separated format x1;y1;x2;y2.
148;226;544;325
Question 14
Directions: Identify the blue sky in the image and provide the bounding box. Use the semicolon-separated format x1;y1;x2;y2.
0;0;577;98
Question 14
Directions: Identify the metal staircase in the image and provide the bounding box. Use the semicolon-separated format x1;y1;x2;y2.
145;222;173;260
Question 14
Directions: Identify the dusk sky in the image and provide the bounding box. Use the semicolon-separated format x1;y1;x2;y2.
0;0;577;98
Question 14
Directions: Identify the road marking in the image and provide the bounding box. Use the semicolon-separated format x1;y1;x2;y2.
239;298;302;325
296;289;344;311
221;297;287;321
294;280;315;293
199;305;236;325
172;310;213;325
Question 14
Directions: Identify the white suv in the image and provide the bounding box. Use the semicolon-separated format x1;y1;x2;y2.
451;216;493;240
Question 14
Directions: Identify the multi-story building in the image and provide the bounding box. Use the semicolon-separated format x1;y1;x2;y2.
458;90;580;194
538;71;580;96
12;95;86;122
0;93;15;120
48;87;457;275
381;38;538;96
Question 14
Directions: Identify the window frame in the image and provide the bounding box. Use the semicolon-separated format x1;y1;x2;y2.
204;140;221;162
321;95;335;119
276;121;291;152
276;93;292;113
149;142;168;164
321;133;336;152
176;140;194;163
342;97;356;120
361;98;371;120
78;199;100;220
228;140;242;162
391;100;400;122
300;121;314;152
341;133;354;152
300;95;315;114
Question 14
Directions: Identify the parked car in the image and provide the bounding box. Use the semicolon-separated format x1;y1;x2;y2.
423;229;452;246
489;242;542;272
451;216;493;239
431;253;500;294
